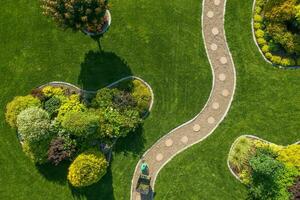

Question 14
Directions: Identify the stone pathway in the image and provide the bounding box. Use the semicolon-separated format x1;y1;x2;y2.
130;0;236;199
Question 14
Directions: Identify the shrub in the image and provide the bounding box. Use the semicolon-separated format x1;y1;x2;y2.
44;96;61;117
91;88;117;109
67;150;108;187
42;86;65;98
254;14;263;22
280;58;291;66
41;0;109;33
271;55;282;65
62;111;99;137
265;52;273;59
47;137;76;165
98;107;141;138
113;91;137;110
57;95;86;122
261;45;270;53
132;80;151;115
22;138;51;164
255;6;262;14
17;107;51;143
255;29;265;38
5;95;41;127
289;177;300;199
254;22;262;30
277;144;300;170
257;38;267;46
31;88;47;101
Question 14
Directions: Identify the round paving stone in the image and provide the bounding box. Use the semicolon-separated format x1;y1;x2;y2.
210;43;218;51
212;102;220;110
220;57;228;64
222;89;230;97
207;11;214;18
193;124;201;132
214;0;221;6
165;139;173;147
219;73;226;81
212;27;219;35
181;136;189;144
208;117;215;124
156;153;163;161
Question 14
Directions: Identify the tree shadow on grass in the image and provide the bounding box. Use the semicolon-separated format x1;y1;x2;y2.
37;161;70;185
114;126;146;157
70;167;115;200
78;51;132;91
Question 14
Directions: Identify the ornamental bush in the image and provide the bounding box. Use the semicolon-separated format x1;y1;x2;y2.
57;95;86;122
44;96;61;117
277;144;300;170
17;107;51;143
5;95;41;127
91;88;117;109
41;0;109;33
67;150;108;187
47;137;76;165
62;111;99;137
98;107;141;138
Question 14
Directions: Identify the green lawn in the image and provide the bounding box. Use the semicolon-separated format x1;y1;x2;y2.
155;0;300;199
0;0;212;199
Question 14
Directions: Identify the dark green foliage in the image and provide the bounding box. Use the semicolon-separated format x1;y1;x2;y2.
91;88;117;109
44;96;61;117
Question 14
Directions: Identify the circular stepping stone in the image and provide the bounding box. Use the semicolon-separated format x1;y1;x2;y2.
181;136;189;144
212;102;220;110
214;0;221;6
165;139;173;147
208;117;215;124
222;89;230;97
207;11;214;18
193;124;201;132
156;153;163;161
220;57;228;64
210;43;218;51
212;27;219;35
218;73;226;81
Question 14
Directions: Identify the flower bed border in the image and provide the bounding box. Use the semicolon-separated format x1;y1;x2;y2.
227;134;300;182
38;76;154;119
251;0;300;70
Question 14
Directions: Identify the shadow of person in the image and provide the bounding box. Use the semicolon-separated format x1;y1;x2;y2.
78;51;132;91
71;167;115;200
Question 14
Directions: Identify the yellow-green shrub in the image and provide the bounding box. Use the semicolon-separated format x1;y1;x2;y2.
57;95;86;122
271;55;282;65
5;95;41;127
254;14;263;22
254;22;262;30
257;38;267;46
42;86;65;97
277;145;300;170
255;29;265;38
132;79;151;115
67;150;108;187
262;45;270;53
265;52;273;59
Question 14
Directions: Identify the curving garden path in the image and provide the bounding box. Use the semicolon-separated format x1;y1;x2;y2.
131;0;236;199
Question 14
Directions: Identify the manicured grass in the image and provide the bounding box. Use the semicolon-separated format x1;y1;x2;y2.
0;0;211;199
155;0;300;199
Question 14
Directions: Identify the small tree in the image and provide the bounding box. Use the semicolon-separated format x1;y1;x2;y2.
67;149;108;187
41;0;109;33
5;95;41;127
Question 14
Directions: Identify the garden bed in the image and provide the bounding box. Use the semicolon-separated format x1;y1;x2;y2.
252;0;300;68
228;135;300;200
5;77;153;188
